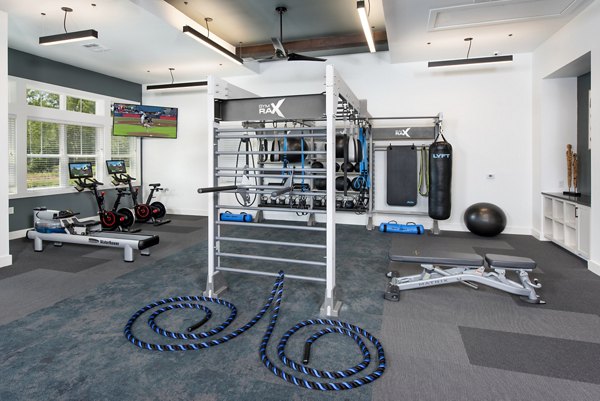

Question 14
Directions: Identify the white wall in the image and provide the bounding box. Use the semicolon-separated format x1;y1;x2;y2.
532;0;600;274
139;51;534;234
227;52;533;233
141;88;208;215
0;10;12;267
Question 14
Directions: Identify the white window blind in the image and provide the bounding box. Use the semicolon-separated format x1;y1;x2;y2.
27;120;99;189
111;136;137;176
8;116;17;194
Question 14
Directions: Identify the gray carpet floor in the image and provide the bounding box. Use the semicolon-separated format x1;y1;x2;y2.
1;216;599;401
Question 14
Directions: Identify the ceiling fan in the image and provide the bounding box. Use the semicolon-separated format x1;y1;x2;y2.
267;6;326;62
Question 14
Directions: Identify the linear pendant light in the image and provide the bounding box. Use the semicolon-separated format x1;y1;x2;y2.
147;81;208;90
428;55;513;67
146;68;208;91
39;7;98;46
40;29;98;45
357;1;376;53
428;37;513;68
182;25;243;65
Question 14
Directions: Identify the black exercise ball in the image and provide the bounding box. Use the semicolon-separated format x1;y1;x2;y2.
335;163;341;172
335;176;351;191
464;202;507;237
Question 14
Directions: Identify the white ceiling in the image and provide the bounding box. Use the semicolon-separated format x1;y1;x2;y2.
0;0;593;85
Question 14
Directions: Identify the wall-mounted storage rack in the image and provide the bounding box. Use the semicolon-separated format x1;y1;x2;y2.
366;114;443;230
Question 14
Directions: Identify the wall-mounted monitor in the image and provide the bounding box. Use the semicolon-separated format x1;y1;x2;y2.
112;103;178;139
69;162;93;179
106;159;127;175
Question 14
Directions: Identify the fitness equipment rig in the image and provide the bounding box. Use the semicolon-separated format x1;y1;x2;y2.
201;66;369;316
27;207;159;262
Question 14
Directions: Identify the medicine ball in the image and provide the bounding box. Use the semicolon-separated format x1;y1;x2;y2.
335;176;351;191
282;137;308;163
311;161;324;169
351;176;365;191
335;162;341;172
354;162;361;172
344;199;355;209
463;202;507;237
340;161;354;173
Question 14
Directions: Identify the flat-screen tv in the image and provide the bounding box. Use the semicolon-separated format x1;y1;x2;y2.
106;159;127;175
112;103;178;139
69;162;93;179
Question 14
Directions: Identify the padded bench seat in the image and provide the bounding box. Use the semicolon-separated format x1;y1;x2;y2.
389;251;484;267
485;254;536;270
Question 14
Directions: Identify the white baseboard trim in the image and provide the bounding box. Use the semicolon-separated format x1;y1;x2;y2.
167;208;207;216
0;254;13;268
9;228;30;240
588;260;600;277
530;228;548;240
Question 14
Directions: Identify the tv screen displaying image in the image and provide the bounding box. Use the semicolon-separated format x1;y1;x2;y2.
69;162;93;179
106;159;127;175
112;103;178;139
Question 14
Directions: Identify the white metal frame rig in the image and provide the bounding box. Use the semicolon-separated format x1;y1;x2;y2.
202;66;366;317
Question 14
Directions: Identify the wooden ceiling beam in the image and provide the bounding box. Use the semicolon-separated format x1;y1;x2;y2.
237;30;387;58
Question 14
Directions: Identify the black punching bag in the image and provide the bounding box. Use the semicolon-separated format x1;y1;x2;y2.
428;137;452;220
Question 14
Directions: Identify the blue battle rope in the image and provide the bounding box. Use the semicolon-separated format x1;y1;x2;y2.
124;271;386;391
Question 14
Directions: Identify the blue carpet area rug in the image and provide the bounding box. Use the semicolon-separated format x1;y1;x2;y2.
0;225;391;401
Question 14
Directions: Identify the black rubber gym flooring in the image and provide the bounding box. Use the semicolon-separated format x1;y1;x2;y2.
0;217;599;401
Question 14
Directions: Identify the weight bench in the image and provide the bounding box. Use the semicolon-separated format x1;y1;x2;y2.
385;250;545;304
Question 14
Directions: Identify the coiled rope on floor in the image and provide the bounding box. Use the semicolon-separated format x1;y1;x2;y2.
124;271;386;390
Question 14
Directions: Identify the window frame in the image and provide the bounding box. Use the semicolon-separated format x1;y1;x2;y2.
7;76;141;199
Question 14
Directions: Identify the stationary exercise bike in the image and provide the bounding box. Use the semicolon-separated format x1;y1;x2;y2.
144;183;171;226
110;187;140;232
106;160;163;224
69;162;128;231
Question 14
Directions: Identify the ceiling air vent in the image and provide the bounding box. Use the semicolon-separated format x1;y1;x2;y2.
428;0;586;31
82;43;110;52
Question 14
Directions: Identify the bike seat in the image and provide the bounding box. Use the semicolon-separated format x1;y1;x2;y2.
149;183;161;187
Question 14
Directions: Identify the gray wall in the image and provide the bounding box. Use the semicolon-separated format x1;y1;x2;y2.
8;49;142;231
577;73;591;196
9;190;137;231
8;48;141;101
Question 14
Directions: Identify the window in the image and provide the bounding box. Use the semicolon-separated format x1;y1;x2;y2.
67;96;96;114
111;136;137;175
9;77;139;197
26;89;59;109
26;120;99;189
8;116;17;194
67;125;98;185
27;121;60;188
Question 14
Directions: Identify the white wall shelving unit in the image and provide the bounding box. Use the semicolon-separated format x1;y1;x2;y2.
542;193;590;258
